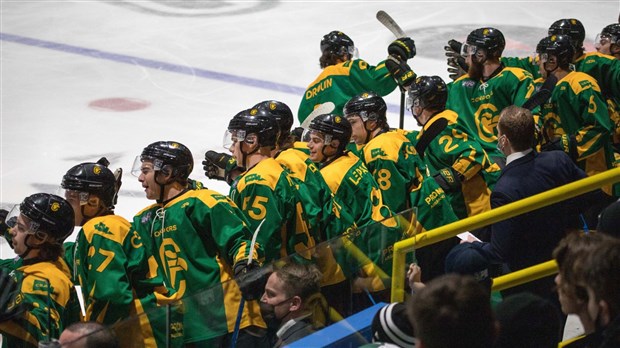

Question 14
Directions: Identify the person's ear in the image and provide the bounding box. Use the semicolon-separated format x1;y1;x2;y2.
599;300;612;326
290;296;302;312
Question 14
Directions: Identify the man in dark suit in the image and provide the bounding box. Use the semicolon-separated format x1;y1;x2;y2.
468;105;594;303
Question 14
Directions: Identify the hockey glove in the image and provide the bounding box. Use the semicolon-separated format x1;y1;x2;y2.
202;151;244;185
388;37;416;60
234;262;268;301
386;55;416;89
432;167;462;193
0;209;13;250
444;39;468;81
541;135;578;161
187;178;205;190
0;268;24;322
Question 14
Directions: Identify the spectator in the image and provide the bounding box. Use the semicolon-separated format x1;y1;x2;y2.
58;321;119;348
408;274;497;348
494;292;562;348
597;200;620;238
260;262;324;347
362;302;415;347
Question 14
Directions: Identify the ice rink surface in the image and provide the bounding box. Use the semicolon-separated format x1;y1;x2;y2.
2;0;617;341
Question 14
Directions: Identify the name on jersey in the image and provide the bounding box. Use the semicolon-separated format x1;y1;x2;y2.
305;78;333;100
425;187;447;207
348;164;370;186
470;90;494;103
152;224;177;237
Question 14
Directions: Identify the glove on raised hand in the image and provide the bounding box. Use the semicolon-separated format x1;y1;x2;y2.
444;39;468;80
385;56;416;89
432;167;462;193
388;37;416;60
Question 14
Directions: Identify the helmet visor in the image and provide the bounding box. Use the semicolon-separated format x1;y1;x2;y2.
461;43;478;57
6;204;42;236
57;188;89;206
595;33;612;49
223;129;247;149
131;156;161;177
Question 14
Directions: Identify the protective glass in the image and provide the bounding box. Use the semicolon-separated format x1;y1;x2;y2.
539;53;550;63
460;43;478;57
405;93;421;111
223;129;249;149
349;46;360;60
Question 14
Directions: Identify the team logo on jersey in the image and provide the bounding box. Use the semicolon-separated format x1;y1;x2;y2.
463;80;476;88
94;222;112;235
141;211;152;224
50;202;60;212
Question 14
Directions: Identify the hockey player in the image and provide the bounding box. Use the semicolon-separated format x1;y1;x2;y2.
537;35;616;197
595;23;620;59
298;30;416;125
131;141;267;347
446;27;537;166
306;113;404;310
0;193;75;345
408;76;501;220
343;92;460;281
60;157;182;347
225;111;315;264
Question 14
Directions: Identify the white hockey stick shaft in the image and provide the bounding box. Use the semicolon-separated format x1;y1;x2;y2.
376;10;407;38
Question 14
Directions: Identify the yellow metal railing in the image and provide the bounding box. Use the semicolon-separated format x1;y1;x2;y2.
491;260;558;291
391;167;620;302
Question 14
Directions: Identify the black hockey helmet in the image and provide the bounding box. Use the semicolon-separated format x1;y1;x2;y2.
321;31;355;57
61;157;119;208
535;36;550;54
17;193;75;243
252;100;294;134
465;27;505;58
600;23;620;44
228;110;278;148
548;18;585;50
343;92;387;123
308;113;352;153
408;75;448;111
139;141;194;180
541;35;575;69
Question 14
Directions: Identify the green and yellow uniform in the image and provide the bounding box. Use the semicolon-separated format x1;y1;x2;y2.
415;110;501;219
298;59;398;124
72;214;180;347
230;157;315;263
132;189;264;344
501;56;541;79
540;71;615;195
446;67;537;160
0;259;73;347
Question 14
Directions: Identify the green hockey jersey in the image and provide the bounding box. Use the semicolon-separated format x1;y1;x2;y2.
415;110;501;219
132;189;264;343
446;67;537;160
298;59;398;124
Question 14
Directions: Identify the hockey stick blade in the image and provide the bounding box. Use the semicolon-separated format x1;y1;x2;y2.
522;74;558;111
376;10;407;38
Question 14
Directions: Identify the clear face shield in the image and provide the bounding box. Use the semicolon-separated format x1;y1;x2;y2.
348;45;359;60
460;43;479;58
594;33;613;50
5;204;48;241
131;157;162;177
58;189;90;206
406;92;422;117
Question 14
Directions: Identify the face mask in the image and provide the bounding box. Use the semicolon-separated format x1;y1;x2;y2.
496;135;506;155
260;297;292;329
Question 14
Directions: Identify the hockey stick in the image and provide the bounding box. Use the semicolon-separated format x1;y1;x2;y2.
231;218;265;348
376;10;408;129
376;10;407;38
300;101;336;129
